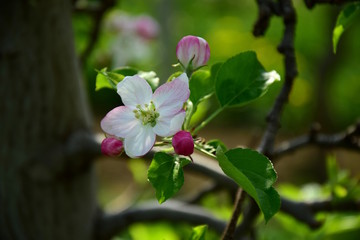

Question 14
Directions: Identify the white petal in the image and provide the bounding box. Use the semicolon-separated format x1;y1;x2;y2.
101;106;141;138
117;75;153;108
152;73;189;117
263;70;281;86
124;125;156;158
153;110;186;137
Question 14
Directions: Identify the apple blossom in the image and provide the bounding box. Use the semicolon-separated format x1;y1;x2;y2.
176;35;210;72
101;73;190;158
101;137;124;156
135;15;160;40
172;131;194;156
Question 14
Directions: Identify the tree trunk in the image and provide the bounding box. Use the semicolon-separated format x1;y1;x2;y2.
0;0;97;239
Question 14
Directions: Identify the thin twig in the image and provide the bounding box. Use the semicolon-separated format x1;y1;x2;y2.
272;121;360;158
77;0;116;64
221;188;245;240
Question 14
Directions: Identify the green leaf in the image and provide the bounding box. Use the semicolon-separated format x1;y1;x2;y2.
113;67;160;90
138;70;160;91
190;70;212;107
112;66;138;76
95;68;125;91
206;139;227;153
189;225;208;240
215;51;279;108
167;71;183;82
210;62;223;83
95;67;160;92
148;153;189;203
216;147;280;222
333;3;360;53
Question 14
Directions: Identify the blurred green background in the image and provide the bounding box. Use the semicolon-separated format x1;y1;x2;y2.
73;0;360;239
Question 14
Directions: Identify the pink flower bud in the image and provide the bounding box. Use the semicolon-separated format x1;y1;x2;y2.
176;35;210;70
135;15;159;40
172;131;194;156
101;137;124;157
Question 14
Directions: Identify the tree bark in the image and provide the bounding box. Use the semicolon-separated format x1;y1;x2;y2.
0;0;97;239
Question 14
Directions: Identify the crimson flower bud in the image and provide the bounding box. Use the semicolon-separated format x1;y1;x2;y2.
101;137;124;157
172;131;194;156
176;35;210;71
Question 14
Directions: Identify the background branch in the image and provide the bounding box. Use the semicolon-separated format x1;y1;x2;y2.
221;0;300;238
221;189;245;240
272;121;360;158
304;0;359;9
95;200;227;240
258;0;298;155
186;184;223;204
75;0;116;64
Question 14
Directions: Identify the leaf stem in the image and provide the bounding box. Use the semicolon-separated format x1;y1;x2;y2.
194;143;216;159
192;107;224;135
183;100;194;131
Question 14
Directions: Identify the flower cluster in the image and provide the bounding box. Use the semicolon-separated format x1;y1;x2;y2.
101;73;190;158
101;35;210;158
107;12;159;41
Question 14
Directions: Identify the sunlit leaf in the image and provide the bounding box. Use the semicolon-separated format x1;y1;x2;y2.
138;70;160;90
207;139;227;152
216;147;280;222
189;225;208;240
215;51;279;108
95;68;124;91
333;2;360;53
190;70;212;107
96;67;160;92
148;153;191;203
167;71;183;82
113;66;138;76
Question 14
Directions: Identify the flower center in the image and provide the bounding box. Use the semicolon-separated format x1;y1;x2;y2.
133;101;159;127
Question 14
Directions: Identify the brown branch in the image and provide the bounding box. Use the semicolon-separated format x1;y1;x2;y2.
221;189;245;240
95;200;227;240
233;199;259;238
280;198;322;229
309;199;360;212
253;0;281;36
258;0;298;155
304;0;359;9
227;0;299;237
186;184;223;204
281;198;360;229
96;150;360;238
76;0;116;64
272;121;360;158
188;160;360;230
185;161;239;193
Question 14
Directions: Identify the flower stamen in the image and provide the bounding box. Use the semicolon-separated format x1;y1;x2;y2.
134;101;159;127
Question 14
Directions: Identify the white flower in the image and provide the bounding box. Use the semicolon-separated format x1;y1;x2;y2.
101;73;190;158
263;70;281;85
